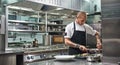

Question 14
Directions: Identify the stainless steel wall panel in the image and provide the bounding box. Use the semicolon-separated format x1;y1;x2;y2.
102;39;120;57
102;3;120;18
101;0;120;63
102;0;120;4
102;18;120;38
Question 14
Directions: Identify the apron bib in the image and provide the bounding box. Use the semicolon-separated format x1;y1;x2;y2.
69;22;86;55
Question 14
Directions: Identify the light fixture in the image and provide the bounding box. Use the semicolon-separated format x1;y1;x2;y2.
55;8;64;10
85;0;90;2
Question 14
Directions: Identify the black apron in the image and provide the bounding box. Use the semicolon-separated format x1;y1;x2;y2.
69;22;86;55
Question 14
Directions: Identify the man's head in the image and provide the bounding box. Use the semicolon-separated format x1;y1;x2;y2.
76;11;87;25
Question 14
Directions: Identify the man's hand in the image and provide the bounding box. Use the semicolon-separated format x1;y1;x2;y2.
96;41;102;49
79;45;88;52
95;31;102;49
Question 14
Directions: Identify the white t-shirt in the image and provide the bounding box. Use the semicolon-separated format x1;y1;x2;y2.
64;22;97;38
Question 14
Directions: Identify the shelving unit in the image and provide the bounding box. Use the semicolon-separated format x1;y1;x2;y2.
46;13;66;35
7;6;46;31
5;6;47;48
5;5;67;48
8;20;46;33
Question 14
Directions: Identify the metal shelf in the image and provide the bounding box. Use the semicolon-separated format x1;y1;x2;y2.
8;29;45;33
7;5;37;12
47;24;66;26
48;31;64;35
8;20;45;25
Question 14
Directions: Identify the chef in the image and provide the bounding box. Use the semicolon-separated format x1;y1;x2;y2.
64;11;102;55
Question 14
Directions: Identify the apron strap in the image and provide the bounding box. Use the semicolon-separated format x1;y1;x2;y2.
73;22;76;31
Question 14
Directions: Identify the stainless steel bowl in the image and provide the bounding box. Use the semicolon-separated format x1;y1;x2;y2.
87;54;102;62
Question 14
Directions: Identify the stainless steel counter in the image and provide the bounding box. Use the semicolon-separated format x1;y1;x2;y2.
25;59;118;65
0;50;23;55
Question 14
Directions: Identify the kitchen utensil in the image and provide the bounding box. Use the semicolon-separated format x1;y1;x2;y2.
87;48;102;54
75;53;88;59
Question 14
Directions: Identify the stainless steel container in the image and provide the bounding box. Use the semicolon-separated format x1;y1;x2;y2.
87;54;102;62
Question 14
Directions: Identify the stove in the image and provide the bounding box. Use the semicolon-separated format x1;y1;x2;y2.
24;48;68;62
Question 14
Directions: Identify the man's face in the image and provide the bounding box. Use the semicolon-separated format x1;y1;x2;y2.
76;14;86;25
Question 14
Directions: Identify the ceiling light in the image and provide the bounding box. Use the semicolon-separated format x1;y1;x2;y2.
55;8;64;10
85;0;90;2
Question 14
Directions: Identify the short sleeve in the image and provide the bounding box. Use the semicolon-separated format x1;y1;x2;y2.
64;24;72;38
85;24;97;36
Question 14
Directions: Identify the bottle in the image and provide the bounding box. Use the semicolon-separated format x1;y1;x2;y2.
33;38;38;47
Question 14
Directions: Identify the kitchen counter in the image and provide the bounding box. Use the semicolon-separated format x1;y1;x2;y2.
25;59;118;65
8;44;68;54
0;50;23;55
24;48;68;54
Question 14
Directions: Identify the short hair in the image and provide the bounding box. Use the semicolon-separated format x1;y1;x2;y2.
76;11;87;18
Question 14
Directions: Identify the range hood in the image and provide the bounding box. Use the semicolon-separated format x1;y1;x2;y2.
8;1;46;11
7;0;79;16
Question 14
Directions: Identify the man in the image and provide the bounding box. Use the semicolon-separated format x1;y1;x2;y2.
64;11;102;55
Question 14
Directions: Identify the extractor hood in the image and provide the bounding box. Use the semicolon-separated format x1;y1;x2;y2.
7;0;63;11
7;0;79;18
8;1;44;11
